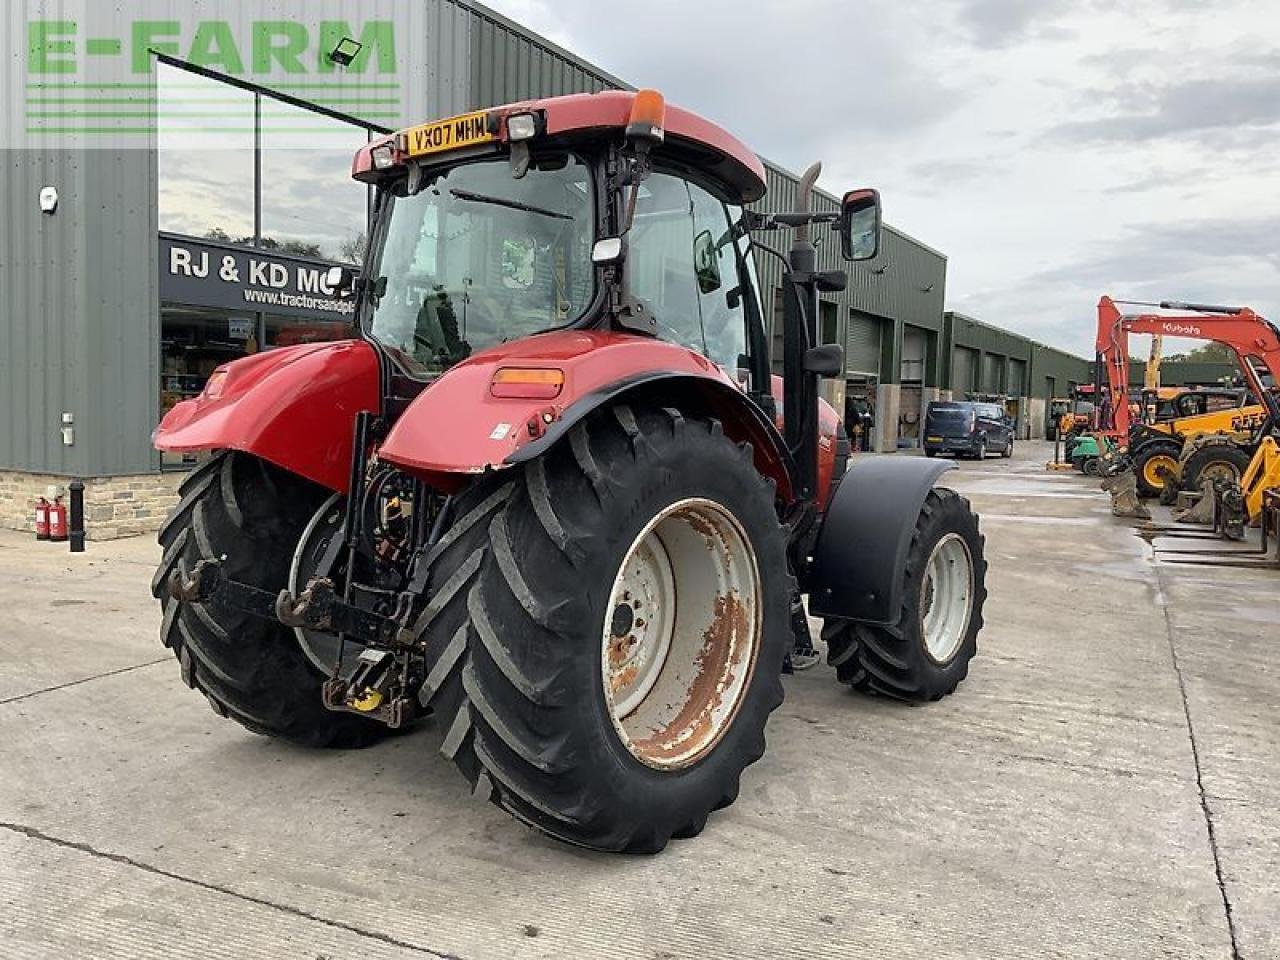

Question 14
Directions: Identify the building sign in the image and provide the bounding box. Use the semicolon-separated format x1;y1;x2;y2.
8;1;410;148
159;234;357;320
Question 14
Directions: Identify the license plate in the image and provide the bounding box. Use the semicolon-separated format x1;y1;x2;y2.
927;436;943;443
403;111;496;158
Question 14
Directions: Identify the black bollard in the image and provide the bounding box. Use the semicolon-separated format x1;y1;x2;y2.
68;479;85;553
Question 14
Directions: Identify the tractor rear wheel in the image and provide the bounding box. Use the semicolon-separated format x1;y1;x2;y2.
823;488;985;700
1180;440;1252;491
1132;440;1182;498
424;405;789;853
151;452;390;747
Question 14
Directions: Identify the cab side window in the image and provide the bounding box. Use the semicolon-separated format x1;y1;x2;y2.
628;172;748;373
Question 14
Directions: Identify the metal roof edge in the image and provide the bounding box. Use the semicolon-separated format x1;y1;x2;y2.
460;1;634;91
944;311;1091;362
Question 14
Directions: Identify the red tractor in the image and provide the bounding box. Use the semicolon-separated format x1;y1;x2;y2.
153;89;986;852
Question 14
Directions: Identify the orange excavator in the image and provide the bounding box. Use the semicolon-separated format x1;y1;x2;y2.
1094;296;1280;521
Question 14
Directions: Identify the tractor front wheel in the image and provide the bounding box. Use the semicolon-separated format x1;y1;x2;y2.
427;405;790;853
823;488;986;700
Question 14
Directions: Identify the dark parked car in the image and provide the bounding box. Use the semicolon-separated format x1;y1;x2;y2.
923;401;1014;459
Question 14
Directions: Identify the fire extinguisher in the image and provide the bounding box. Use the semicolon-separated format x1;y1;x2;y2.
35;497;51;540
48;496;69;543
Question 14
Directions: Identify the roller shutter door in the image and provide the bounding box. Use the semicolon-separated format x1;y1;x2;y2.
983;353;1003;393
952;347;977;394
846;310;882;375
1009;358;1028;396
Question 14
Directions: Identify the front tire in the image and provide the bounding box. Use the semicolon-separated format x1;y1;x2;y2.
427;405;790;852
1180;441;1252;491
975;439;987;460
823;488;985;701
1002;436;1014;458
1132;440;1182;498
151;452;390;747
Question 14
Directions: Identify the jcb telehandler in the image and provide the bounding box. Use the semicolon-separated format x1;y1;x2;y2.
1127;388;1264;497
153;90;987;853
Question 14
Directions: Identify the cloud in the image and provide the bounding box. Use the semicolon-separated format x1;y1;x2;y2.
487;0;971;170
951;214;1280;355
950;0;1073;48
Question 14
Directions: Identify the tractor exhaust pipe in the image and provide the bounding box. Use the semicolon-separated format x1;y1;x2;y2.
783;162;823;500
793;162;821;243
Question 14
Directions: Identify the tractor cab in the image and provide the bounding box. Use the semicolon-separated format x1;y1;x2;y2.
343;92;777;391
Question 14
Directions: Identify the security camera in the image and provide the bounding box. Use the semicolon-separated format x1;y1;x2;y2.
39;186;58;214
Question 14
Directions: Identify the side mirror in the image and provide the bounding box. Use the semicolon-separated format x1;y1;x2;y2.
803;344;844;378
840;187;882;262
325;264;356;297
693;229;721;294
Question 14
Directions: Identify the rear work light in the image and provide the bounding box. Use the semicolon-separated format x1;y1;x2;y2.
490;367;564;400
506;112;538;141
370;143;396;170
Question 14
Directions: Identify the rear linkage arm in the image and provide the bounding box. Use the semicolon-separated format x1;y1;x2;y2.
168;558;404;649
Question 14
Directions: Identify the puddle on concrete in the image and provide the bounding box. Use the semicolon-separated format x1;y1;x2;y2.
979;514;1105;526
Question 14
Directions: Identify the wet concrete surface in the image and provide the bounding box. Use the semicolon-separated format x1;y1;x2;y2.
0;441;1275;958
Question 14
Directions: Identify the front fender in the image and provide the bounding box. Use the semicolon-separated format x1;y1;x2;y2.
377;329;793;498
154;340;379;492
806;457;957;624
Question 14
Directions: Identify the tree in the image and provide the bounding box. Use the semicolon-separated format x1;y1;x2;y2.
1166;342;1234;363
339;233;368;264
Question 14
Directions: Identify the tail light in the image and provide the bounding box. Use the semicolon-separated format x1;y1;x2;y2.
490;367;564;400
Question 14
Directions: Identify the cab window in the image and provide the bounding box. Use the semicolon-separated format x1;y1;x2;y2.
628;172;748;374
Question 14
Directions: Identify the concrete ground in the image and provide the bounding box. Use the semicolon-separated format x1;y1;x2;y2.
1;441;1275;959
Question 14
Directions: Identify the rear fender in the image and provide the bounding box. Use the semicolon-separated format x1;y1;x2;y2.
376;329;794;499
806;457;956;624
153;340;380;492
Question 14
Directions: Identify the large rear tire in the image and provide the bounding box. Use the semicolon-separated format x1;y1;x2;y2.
151;452;390;748
822;487;985;701
1180;440;1252;491
1132;439;1182;498
422;405;790;853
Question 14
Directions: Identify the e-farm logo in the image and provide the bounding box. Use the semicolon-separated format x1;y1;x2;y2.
25;17;400;136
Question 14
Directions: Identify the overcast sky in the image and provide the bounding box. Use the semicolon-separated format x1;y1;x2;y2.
485;0;1280;359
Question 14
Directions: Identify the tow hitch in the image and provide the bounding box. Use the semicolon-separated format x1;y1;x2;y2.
167;558;420;727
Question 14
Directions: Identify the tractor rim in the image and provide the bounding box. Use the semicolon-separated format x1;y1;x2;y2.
1200;460;1240;484
920;533;974;664
289;493;363;677
601;497;761;771
1143;454;1177;488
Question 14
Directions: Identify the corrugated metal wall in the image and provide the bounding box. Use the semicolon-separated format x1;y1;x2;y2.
1;141;158;475
464;4;619;108
748;163;945;379
946;312;1090;400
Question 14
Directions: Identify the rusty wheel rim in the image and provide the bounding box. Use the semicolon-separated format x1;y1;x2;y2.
601;498;761;771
